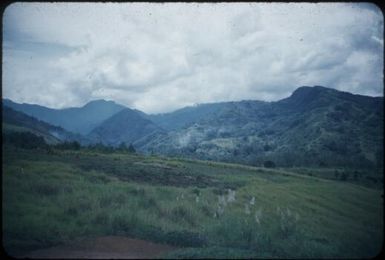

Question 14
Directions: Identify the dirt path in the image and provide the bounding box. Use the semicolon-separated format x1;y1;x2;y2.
21;236;178;259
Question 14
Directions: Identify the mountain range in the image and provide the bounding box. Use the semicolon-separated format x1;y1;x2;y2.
3;99;126;135
2;106;88;144
3;86;383;168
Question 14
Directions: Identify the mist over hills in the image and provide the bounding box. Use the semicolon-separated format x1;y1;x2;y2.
3;86;383;168
2;106;89;145
3;99;126;135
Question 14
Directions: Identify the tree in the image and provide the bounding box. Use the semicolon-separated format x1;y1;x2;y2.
3;131;47;149
55;141;80;150
263;144;271;152
263;160;276;168
118;142;128;152
340;172;348;181
72;141;80;150
128;143;136;153
319;161;327;167
334;170;339;179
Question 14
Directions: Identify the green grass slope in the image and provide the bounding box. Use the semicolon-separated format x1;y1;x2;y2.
2;145;383;258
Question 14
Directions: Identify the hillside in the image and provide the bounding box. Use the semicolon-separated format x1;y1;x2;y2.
146;102;241;131
3;145;383;258
2;106;88;145
2;87;383;257
3;86;383;169
3;99;126;135
140;86;383;169
88;108;164;147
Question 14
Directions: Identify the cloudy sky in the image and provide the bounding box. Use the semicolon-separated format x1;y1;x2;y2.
3;2;383;113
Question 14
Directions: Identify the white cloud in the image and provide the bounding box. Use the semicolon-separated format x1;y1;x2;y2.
3;2;383;113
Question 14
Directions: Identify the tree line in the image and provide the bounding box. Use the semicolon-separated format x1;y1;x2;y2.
3;131;136;154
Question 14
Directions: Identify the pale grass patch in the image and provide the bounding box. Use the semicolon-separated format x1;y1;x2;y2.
245;204;251;215
254;208;262;225
227;189;236;202
250;196;255;205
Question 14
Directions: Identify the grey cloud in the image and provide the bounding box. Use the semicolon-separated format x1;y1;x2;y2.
2;2;383;113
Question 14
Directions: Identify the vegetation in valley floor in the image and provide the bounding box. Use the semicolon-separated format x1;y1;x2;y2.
2;144;383;258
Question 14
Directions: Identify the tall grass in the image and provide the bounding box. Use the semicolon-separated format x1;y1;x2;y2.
2;147;383;258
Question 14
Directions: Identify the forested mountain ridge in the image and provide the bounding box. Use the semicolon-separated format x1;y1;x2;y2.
140;86;383;168
88;108;164;147
3;86;383;168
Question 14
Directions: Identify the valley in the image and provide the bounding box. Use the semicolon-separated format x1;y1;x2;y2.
3;86;384;169
2;85;383;258
3;2;383;259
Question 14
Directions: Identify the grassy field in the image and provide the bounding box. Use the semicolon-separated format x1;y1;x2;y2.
2;145;383;258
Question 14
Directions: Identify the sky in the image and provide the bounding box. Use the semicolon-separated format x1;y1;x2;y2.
2;2;383;113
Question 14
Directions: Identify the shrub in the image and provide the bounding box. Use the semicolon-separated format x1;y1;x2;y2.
164;246;259;259
99;192;127;208
340;172;348;181
110;212;138;235
127;187;146;196
264;144;271;151
109;212;207;247
140;197;159;210
170;206;196;226
192;188;201;196
30;182;61;196
3;132;47;149
55;141;81;150
212;188;227;195
93;211;109;226
209;214;264;249
334;170;339;179
163;230;208;247
264;160;276;168
64;197;92;216
128;144;136;153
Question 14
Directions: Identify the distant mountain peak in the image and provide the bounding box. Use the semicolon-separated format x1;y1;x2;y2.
88;107;163;146
273;85;343;110
4;98;126;135
288;85;332;102
82;99;118;108
293;85;329;94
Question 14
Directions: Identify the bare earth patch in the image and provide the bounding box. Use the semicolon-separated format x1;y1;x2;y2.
21;236;178;259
